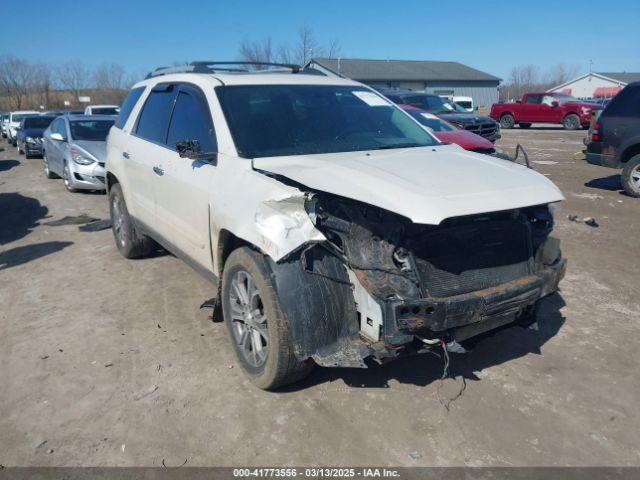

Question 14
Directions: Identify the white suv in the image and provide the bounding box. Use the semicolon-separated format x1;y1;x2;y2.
106;62;566;389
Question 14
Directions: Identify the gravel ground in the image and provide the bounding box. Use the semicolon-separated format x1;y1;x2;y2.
0;126;639;467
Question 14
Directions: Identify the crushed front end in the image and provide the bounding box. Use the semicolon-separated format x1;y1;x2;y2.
286;194;565;367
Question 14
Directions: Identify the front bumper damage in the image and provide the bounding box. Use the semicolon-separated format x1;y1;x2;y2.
264;193;566;369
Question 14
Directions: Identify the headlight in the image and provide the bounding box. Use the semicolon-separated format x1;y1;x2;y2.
26;136;37;144
581;107;590;114
70;147;95;165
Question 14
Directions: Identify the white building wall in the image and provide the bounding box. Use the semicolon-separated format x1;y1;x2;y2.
548;74;625;98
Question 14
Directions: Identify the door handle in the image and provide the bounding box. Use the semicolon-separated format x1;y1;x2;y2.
153;166;164;176
122;151;130;159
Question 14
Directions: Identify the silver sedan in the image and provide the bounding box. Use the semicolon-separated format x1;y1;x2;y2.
42;115;116;192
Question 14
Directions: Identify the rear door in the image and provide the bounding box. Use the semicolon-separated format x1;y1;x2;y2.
45;118;68;174
152;84;218;272
125;83;177;227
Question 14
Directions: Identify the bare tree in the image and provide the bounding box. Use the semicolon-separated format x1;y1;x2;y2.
93;63;126;90
56;59;90;105
0;56;37;109
238;26;341;67
500;63;583;101
32;62;54;109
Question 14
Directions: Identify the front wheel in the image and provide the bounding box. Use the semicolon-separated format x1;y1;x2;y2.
43;152;59;179
621;155;640;198
500;114;515;129
563;114;580;130
222;247;313;390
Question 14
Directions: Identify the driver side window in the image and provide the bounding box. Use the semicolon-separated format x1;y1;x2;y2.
525;95;543;104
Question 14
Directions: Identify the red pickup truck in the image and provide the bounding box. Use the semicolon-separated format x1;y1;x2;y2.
490;92;600;130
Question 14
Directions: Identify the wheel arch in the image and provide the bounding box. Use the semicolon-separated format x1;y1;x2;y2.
106;172;119;193
619;142;640;164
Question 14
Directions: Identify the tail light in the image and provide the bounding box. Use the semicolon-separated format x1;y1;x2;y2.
591;123;601;142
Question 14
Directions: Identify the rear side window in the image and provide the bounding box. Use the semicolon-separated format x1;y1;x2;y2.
603;85;640;117
166;90;216;152
115;87;145;129
135;86;176;143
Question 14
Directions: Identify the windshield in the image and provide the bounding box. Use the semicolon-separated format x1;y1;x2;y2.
408;111;456;132
12;114;37;123
91;107;119;115
69;120;115;141
217;85;438;158
405;95;469;114
24;116;55;129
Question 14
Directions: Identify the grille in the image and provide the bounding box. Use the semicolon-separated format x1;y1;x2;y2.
465;122;498;139
411;216;533;298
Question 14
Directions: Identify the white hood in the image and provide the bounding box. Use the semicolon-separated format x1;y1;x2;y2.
253;144;564;225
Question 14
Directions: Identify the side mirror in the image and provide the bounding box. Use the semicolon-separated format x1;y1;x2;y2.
176;139;217;163
50;132;64;141
551;100;559;108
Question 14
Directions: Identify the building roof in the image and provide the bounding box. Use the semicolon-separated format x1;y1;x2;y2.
596;72;640;84
309;58;502;82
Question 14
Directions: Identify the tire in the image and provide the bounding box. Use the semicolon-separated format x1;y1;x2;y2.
222;247;313;390
563;114;580;130
519;123;532;129
62;161;78;193
621;154;640;198
17;143;24;154
108;183;154;258
500;114;515;129
42;152;59;179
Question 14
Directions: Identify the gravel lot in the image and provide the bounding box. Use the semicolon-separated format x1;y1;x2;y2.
1;126;639;467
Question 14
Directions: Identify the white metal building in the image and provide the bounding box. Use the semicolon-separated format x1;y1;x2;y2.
547;72;640;99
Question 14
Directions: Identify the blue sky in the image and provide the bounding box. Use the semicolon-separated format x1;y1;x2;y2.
4;0;639;82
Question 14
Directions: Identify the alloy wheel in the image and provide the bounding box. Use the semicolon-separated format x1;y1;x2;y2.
111;195;127;247
229;270;269;368
631;165;640;194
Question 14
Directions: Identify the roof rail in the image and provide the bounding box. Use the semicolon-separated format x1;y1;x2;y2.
145;61;303;79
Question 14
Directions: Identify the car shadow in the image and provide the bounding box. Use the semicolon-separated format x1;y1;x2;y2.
0;241;73;271
281;293;566;391
0;192;49;245
585;175;624;193
0;159;20;172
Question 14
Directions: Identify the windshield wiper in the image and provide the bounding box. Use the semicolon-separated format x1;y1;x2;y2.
376;142;429;150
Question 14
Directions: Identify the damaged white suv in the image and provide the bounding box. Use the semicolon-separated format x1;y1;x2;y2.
106;62;566;389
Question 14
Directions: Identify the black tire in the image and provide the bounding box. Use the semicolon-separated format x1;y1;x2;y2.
563;114;580;130
17;143;24;154
42;152;59;179
621;154;640;198
62;161;78;193
108;183;154;258
519;123;532;129
222;247;313;390
500;114;515;129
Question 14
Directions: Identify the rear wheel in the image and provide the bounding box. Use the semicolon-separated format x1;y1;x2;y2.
108;183;154;258
621;155;640;198
222;247;313;390
500;114;515;129
563;114;580;130
519;123;532;129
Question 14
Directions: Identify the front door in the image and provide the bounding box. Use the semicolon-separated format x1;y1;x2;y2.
152;84;218;273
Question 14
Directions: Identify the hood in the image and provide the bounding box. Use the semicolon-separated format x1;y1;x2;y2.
433;130;494;150
253;144;564;225
437;112;495;125
73;141;107;162
20;127;46;138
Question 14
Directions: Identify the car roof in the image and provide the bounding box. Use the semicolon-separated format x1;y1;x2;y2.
135;72;362;89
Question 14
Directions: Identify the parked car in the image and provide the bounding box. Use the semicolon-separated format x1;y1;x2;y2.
16;115;56;158
106;62;565;390
490;92;601;130
42;115;114;192
586;82;640;197
379;89;501;142
453;96;474;112
84;105;120;115
1;113;9;138
399;105;504;156
7;111;39;146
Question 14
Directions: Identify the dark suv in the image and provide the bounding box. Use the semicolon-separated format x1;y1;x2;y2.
586;82;640;197
377;89;501;142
